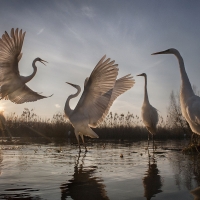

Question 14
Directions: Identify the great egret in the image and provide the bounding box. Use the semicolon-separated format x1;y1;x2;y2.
137;73;158;145
64;55;135;151
152;48;200;136
0;28;51;103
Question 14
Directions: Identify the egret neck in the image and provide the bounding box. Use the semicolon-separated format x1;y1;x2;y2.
64;85;81;118
144;75;149;104
174;51;194;99
20;58;38;84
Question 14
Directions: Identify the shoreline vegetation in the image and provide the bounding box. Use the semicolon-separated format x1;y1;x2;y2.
0;89;200;154
0;107;193;141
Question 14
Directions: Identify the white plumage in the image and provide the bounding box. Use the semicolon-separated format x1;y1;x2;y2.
0;28;51;103
152;48;200;135
64;55;135;151
137;73;158;140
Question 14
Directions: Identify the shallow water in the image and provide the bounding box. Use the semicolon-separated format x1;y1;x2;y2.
0;139;200;200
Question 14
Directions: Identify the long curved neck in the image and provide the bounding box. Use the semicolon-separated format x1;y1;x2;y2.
143;75;149;104
174;51;194;97
64;86;81;119
21;59;37;83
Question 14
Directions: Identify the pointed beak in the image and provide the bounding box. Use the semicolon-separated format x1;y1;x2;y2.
66;82;75;87
151;49;169;55
40;59;48;65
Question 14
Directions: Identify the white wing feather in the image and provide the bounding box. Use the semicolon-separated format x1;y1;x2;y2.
186;95;200;125
4;85;52;104
142;104;158;134
0;28;25;98
72;55;119;127
91;74;135;127
0;28;51;103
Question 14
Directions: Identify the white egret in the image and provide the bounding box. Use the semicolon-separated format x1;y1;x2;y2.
137;73;158;145
64;55;135;151
152;48;200;136
0;28;51;103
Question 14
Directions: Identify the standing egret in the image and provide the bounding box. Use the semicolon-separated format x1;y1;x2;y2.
0;28;51;103
64;55;135;152
152;48;200;136
137;73;158;146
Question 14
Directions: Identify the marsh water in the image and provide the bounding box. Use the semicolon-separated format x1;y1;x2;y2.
0;139;200;200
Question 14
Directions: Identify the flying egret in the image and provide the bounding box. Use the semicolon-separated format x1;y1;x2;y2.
0;28;51;103
64;55;135;152
152;48;200;136
137;73;158;146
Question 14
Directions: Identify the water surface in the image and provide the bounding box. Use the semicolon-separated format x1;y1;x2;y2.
0;139;200;199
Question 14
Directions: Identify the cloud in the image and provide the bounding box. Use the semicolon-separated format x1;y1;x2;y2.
37;28;45;35
68;27;85;43
55;104;61;108
81;6;95;19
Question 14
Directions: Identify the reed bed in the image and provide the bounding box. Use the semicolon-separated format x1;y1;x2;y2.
0;108;194;142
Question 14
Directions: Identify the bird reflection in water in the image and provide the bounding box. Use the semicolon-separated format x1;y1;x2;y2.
190;157;200;200
143;151;163;200
0;149;2;176
60;151;109;200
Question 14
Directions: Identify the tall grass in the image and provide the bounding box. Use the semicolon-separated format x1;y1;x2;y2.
0;108;193;141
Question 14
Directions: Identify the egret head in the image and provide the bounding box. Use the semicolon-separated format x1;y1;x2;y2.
35;57;48;65
151;48;179;55
137;73;146;77
66;82;79;89
66;82;81;93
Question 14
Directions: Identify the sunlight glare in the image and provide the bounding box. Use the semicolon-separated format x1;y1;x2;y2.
0;105;5;112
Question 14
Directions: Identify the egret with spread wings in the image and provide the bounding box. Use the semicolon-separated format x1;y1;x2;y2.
137;73;158;145
64;55;135;151
152;48;200;136
0;28;51;103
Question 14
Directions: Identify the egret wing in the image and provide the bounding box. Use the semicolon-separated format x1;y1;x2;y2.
0;28;25;84
142;104;158;134
5;84;52;104
73;55;119;127
186;96;200;125
92;74;135;127
150;106;159;126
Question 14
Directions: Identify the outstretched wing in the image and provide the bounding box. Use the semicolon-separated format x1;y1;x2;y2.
91;74;135;127
73;55;119;127
0;28;25;85
4;85;52;104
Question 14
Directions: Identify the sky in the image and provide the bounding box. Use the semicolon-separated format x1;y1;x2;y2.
0;0;200;120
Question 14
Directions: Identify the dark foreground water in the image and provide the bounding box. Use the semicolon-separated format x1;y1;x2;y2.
0;139;200;200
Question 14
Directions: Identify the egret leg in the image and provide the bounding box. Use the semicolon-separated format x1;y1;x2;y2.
81;135;87;152
147;133;150;149
147;133;151;157
75;130;81;152
152;134;155;153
